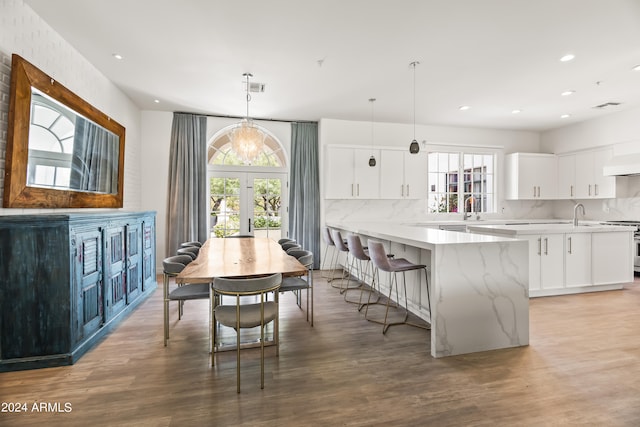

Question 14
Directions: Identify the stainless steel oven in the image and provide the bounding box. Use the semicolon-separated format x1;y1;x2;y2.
604;221;640;273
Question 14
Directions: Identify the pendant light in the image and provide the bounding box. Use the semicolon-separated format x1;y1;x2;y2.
230;72;266;164
409;61;420;154
368;98;377;167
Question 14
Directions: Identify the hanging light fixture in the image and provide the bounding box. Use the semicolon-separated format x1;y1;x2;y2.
230;72;266;164
368;98;377;167
409;61;420;154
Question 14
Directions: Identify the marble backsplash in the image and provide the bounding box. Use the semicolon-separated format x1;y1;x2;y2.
324;176;640;223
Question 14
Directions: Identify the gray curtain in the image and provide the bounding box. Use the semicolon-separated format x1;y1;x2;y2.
166;113;208;257
70;117;119;193
289;122;321;269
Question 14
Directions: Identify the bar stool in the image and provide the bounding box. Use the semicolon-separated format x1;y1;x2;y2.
346;234;380;310
365;240;431;334
321;227;339;281
331;229;361;294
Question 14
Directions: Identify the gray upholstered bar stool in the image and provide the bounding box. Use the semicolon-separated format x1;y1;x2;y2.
331;229;361;294
346;234;380;310
321;227;339;281
365;240;431;334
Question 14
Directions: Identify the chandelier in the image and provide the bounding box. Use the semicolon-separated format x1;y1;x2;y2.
231;73;265;164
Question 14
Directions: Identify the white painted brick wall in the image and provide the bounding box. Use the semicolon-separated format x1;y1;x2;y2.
0;0;142;213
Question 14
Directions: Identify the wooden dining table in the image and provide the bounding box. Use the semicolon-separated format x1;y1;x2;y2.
176;237;307;283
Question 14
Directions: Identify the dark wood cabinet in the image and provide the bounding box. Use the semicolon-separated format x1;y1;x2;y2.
0;212;156;371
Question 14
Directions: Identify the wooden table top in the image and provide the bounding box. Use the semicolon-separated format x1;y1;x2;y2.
176;237;307;283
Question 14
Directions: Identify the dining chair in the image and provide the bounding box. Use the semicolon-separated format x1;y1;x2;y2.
279;249;314;325
365;240;431;334
176;246;199;260
180;241;202;248
211;273;282;393
281;241;302;252
162;255;211;346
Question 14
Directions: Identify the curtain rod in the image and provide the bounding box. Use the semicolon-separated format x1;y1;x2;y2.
175;111;317;124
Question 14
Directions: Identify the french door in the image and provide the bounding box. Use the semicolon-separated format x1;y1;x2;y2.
208;171;288;240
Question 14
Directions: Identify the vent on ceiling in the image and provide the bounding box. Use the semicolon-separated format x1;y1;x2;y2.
593;102;621;109
244;82;266;93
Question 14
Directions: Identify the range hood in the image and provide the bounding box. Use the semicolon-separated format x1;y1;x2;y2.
603;153;640;176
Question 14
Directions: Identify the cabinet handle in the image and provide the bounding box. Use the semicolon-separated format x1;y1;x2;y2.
533;186;537;198
588;184;592;196
351;183;354;197
537;238;542;255
401;184;404;197
595;184;599;196
407;184;410;197
357;183;360;196
568;236;572;254
570;185;574;197
544;237;548;255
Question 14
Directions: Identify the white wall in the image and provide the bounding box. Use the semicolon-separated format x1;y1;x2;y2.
320;118;553;223
541;107;640;221
0;0;143;214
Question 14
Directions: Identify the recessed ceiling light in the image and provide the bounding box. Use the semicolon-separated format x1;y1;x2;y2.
112;53;123;60
154;99;160;104
511;109;522;114
561;90;575;96
633;65;640;71
560;54;575;62
459;105;470;111
560;114;571;119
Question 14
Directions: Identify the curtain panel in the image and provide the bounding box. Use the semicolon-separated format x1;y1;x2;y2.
289;122;321;269
166;112;208;256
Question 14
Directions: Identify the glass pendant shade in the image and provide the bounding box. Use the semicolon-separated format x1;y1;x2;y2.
231;118;265;164
369;155;376;167
409;139;420;154
409;61;420;154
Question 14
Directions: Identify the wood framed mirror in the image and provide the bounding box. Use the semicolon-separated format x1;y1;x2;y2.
3;54;125;208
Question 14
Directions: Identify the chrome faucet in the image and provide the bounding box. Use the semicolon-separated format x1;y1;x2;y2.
463;195;474;220
573;203;585;226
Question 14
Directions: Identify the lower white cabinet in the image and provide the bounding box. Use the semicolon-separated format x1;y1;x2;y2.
524;234;564;291
592;232;634;285
565;233;592;287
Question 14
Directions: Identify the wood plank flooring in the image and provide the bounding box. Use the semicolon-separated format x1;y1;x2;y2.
1;273;640;426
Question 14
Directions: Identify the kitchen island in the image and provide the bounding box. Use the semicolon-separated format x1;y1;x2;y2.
468;223;635;297
327;221;529;358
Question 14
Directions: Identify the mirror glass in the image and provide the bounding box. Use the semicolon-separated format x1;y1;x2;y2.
28;88;120;194
3;54;125;208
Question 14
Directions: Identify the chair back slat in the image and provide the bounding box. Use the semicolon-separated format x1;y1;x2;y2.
213;273;282;295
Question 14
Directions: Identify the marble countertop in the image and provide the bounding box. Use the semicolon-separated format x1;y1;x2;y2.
467;223;636;236
327;221;521;249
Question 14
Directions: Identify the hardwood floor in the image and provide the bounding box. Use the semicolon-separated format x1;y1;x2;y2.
2;273;640;426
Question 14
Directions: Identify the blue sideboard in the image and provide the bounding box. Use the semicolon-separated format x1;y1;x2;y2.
0;211;157;371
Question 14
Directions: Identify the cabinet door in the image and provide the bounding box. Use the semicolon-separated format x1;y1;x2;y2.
592;232;633;285
380;150;404;198
353;148;379;198
524;236;542;291
142;219;156;291
557;155;576;199
125;222;143;303
516;155;540;199
575;151;594;198
103;226;127;319
565;233;591;287
325;147;355;199
404;151;428;199
593;148;616;198
73;229;103;343
506;154;557;200
540;234;564;289
537;157;558;199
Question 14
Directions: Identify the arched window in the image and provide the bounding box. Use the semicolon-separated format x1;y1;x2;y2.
208;123;286;167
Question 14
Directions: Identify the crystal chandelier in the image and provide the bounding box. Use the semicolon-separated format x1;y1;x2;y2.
231;73;265;164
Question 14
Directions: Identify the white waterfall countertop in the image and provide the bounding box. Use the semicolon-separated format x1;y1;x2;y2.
327;221;530;358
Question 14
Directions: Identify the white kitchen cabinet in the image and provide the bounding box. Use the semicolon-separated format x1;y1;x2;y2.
524;234;564;291
565;233;592;287
379;150;427;199
592;232;633;285
325;146;380;199
557;154;576;198
504;153;558;200
574;148;616;199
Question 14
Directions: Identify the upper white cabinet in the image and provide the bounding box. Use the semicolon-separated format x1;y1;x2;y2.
557;154;576;198
379;150;427;199
325;146;380;199
504;153;558;200
574;148;616;199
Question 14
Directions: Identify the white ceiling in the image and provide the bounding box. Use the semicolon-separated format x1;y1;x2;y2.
24;0;640;132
